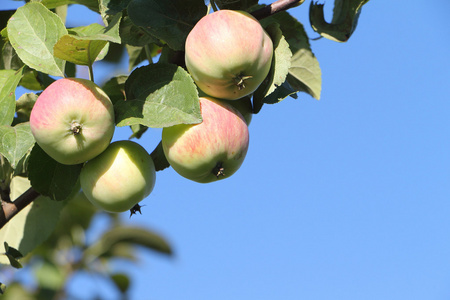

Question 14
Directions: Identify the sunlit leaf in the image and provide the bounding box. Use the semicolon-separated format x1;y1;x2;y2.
0;68;24;126
0;122;35;169
7;3;67;77
115;63;201;128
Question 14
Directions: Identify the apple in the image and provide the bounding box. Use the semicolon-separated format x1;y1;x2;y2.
222;97;253;126
185;9;273;100
30;78;115;165
80;140;156;213
162;97;249;183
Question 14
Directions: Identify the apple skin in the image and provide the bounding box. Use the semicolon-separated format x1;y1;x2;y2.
30;78;115;165
185;9;273;100
80;140;156;213
162;97;249;183
222;97;253;126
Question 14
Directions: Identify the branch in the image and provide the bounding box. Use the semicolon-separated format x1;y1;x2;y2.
251;0;305;20
0;187;40;229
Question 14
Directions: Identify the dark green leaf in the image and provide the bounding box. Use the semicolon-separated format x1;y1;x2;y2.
84;226;173;259
5;254;22;269
120;16;158;47
99;0;131;17
115;63;202;128
0;40;23;70
0;68;24;126
150;141;170;172
309;0;369;42
28;144;82;201
213;0;259;11
127;0;207;51
102;75;127;105
110;273;130;294
0;123;35;169
7;2;67;77
4;243;23;259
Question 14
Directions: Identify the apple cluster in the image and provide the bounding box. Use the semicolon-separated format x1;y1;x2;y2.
161;9;274;183
30;78;156;213
28;9;273;213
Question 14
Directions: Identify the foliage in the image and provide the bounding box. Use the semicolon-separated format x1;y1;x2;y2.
0;0;369;298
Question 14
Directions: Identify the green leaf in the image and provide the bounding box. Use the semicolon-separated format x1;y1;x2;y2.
4;242;23;259
260;11;321;100
120;16;158;47
253;22;294;112
0;176;66;265
40;0;100;12
0;123;35;169
213;0;259;11
150;141;170;172
0;282;5;294
115;63;202;128
0;68;24;126
28;144;82;201
110;273;130;294
34;262;65;290
0;40;23;70
128;124;148;139
84;226;172;260
7;2;67;77
127;0;207;51
102;75;127;105
53;13;122;66
287;47;322;100
16;93;38;122
309;0;370;42
19;70;56;91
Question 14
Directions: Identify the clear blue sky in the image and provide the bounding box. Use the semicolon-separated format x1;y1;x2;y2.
3;1;450;299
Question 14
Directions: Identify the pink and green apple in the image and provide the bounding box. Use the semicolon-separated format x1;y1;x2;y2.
29;78;115;165
185;9;273;100
80;140;156;213
162;97;249;183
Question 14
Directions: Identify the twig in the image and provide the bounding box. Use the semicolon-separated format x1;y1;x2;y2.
0;188;40;229
251;0;305;20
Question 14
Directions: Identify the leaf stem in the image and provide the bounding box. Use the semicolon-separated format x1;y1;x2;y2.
251;0;305;20
88;64;95;82
0;188;40;229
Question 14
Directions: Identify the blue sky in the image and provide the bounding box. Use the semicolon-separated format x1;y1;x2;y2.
3;0;450;299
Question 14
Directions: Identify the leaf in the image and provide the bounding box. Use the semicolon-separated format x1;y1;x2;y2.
287;47;322;100
19;70;55;91
0;68;24;126
27;144;82;201
102;75;127;105
40;0;100;12
115;63;202;128
7;2;67;77
309;0;370;42
0;176;66;265
4;242;23;259
0;123;35;169
150;141;170;172
110;273;130;294
84;226;172;260
0;39;23;70
213;0;259;11
127;0;207;51
260;11;321;100
53;13;122;66
120;16;158;47
253;22;294;112
0;282;5;294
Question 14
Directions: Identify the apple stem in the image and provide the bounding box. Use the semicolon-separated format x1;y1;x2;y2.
71;122;82;135
234;74;253;90
213;162;225;178
251;0;305;20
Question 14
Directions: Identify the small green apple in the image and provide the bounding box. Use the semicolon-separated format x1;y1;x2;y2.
80;140;156;213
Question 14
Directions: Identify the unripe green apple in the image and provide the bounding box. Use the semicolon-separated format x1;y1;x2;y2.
162;97;249;183
185;9;273;100
80;140;156;213
29;78;115;165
